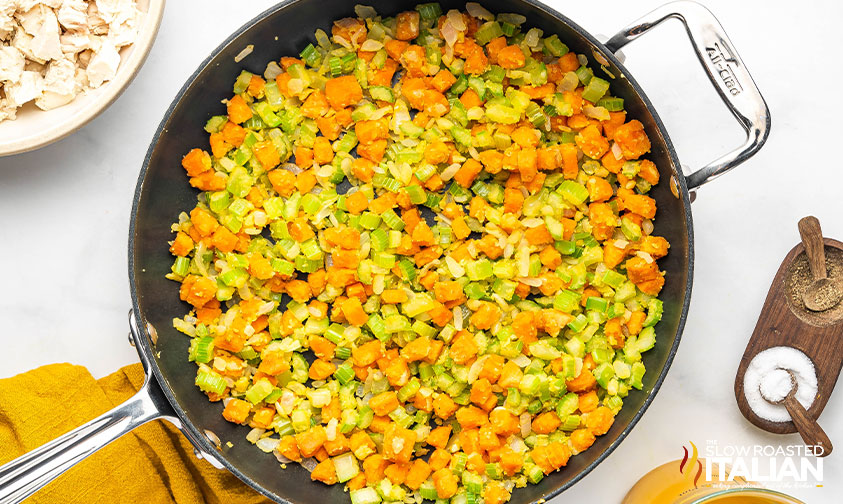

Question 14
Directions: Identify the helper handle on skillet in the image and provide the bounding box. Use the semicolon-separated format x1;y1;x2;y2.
605;0;770;190
0;313;183;504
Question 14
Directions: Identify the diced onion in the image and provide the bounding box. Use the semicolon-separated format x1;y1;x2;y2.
583;105;610;121
468;355;490;383
611;142;623;160
643;219;654;235
441;21;458;47
441;163;461;181
300;457;318;472
466;2;494;20
275;451;293;463
354;5;378;18
326;418;338;441
447;10;466;30
246;428;265;443
454;306;463;330
512;354;531;368
234;44;254;62
257;437;280;453
519;413;532;437
361;39;383;51
636;251;654;264
264;61;283;80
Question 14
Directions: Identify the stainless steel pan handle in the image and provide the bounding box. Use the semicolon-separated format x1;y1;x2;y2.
0;313;180;504
605;0;771;189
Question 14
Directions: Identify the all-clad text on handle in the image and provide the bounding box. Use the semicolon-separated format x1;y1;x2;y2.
605;1;770;190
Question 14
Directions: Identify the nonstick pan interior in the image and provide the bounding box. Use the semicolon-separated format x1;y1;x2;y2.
130;0;692;501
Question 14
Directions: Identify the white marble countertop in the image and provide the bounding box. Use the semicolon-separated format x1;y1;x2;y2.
1;0;840;501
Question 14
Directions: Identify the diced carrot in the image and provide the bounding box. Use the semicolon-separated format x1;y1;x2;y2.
614;120;651;159
428;448;451;471
357;139;387;163
355;118;390;144
578;390;600;413
352;339;383;367
385;39;409;60
302;90;329;119
432;468;459;499
395;11;421;40
483;482;511;504
296;425;327;458
312;136;334;165
277;435;301;461
324;432;350;456
370;391;400;416
497;45;526;69
311;458;337;485
347;473;366;491
617;188;657;219
170;232;194;257
227;95;253;124
463;44;489;74
427;425;452;449
566;368;597;393
587;176;613;202
490;408;520;437
404;458;431;490
586;406;615;435
459;88;483;109
433;393;457;420
385;461;410;485
383;424;416;463
350;431;377;460
638;159;660;184
341;297;368;326
222;398;251;424
571;428;596;452
182;148;211;177
486;36;507;63
325;75;363;110
430;68;457;93
363;454;389;482
499;446;523;476
308;359;335;380
558;52;580;73
625;255;664;295
179;275;217;308
626;310;647;336
532;411;562;434
349;157;374;182
453;158;483;188
456;405;488;429
294;145;314;168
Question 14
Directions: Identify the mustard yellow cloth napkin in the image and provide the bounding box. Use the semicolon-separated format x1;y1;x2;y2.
0;363;271;504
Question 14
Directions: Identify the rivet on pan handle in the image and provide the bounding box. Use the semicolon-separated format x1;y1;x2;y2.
0;312;183;503
605;0;771;190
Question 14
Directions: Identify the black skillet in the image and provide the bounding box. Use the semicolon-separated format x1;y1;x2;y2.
0;1;769;502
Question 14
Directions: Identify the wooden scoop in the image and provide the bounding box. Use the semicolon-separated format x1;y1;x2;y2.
761;370;833;457
798;216;842;311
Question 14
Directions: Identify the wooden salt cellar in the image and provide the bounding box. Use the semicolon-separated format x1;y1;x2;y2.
734;235;843;436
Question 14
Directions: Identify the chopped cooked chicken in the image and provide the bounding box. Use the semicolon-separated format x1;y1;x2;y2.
57;0;88;31
0;45;23;81
0;0;141;121
85;37;116;86
5;68;41;106
36;55;76;109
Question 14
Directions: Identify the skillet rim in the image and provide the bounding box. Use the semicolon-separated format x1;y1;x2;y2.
129;0;695;501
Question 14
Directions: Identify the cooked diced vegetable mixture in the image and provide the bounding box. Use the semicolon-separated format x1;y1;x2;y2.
167;3;668;503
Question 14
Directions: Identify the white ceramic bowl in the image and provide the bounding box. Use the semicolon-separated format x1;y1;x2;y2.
0;0;166;157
